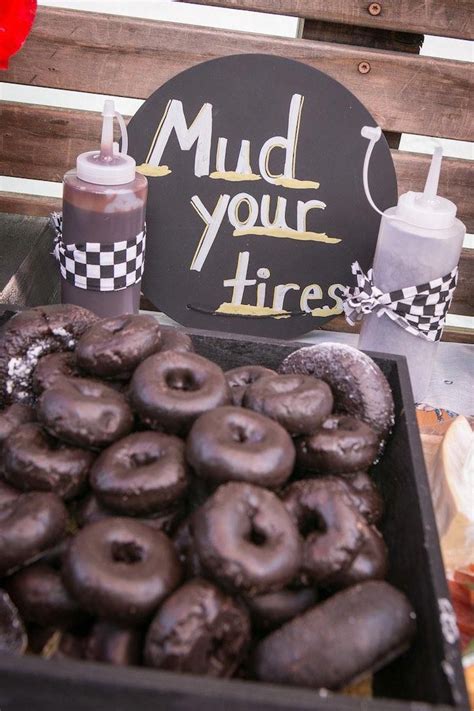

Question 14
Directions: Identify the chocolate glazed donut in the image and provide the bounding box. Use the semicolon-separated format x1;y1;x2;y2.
63;518;182;624
5;562;87;629
3;423;94;500
193;482;302;595
296;415;379;474
186;406;295;489
244;374;333;436
282;479;366;586
90;431;188;515
76;314;162;380
279;342;394;438
38;377;133;449
0;492;67;576
130;351;231;435
0;304;97;406
254;581;416;690
145;578;251;677
290;477;387;588
225;366;276;407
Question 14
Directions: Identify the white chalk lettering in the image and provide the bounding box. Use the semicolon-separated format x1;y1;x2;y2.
146;99;213;177
190;194;230;271
259;94;304;185
223;251;256;304
228;193;259;230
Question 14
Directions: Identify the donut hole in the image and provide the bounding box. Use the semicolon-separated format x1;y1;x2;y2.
130;451;160;467
228;420;263;445
246;525;267;547
110;540;144;565
230;424;248;443
298;508;326;537
165;369;200;392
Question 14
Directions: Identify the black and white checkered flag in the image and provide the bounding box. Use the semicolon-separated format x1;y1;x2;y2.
342;261;458;342
50;213;145;292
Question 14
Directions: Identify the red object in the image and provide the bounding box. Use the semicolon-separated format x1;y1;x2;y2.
448;579;474;608
454;565;474;587
454;566;474;606
0;0;37;70
452;597;474;638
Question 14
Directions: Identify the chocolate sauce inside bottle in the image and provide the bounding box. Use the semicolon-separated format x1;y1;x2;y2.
61;173;147;318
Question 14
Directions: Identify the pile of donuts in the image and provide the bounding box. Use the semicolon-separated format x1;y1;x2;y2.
0;304;416;693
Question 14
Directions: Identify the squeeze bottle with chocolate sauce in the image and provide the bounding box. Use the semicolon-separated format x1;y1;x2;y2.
61;100;148;317
357;126;465;402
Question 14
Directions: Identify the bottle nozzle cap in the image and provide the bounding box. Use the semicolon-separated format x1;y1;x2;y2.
421;144;442;203
102;99;115;118
396;145;457;229
76;99;136;185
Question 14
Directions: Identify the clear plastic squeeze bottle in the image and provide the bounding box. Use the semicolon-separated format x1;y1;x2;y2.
357;127;465;402
61;100;148;317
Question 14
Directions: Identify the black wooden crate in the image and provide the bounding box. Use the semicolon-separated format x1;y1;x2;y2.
0;329;469;711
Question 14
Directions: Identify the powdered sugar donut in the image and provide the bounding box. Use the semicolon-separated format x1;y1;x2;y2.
279;342;394;438
0;305;97;406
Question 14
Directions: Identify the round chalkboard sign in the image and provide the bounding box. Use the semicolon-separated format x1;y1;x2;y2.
128;54;397;338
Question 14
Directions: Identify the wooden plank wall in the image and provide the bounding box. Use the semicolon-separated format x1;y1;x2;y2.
2;102;472;234
182;0;474;39
0;3;472;341
2;9;472;140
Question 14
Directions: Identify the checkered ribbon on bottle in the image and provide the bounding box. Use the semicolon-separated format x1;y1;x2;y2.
50;212;146;292
342;261;458;342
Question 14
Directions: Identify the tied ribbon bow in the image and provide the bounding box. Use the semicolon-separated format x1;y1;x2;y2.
342;261;458;342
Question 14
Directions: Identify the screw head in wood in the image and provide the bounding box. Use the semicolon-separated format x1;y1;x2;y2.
368;2;382;16
358;61;371;74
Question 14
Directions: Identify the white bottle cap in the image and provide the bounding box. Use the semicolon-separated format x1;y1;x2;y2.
396;190;457;229
76;100;136;185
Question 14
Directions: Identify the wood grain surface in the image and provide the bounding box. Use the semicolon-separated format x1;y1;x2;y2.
1;102;473;233
2;8;472;141
179;0;473;40
0;193;61;216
